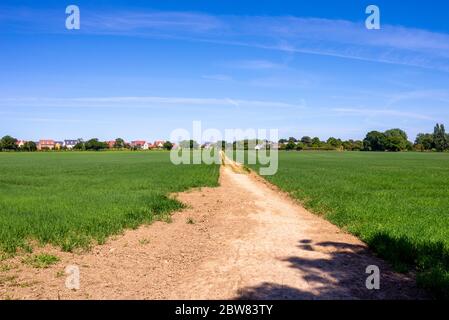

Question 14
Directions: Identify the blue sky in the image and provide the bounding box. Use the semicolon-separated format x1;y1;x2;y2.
1;0;449;142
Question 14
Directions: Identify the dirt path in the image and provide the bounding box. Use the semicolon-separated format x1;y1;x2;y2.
1;162;426;299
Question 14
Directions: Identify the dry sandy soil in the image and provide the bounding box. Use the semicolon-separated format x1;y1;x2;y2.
0;161;427;300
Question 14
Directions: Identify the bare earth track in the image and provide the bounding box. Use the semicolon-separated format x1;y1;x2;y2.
0;163;427;299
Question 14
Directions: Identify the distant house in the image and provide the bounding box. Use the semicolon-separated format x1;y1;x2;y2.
254;143;265;150
131;140;146;149
38;140;55;150
107;140;116;149
16;140;26;148
142;142;151;150
152;140;165;149
63;140;78;150
55;141;64;150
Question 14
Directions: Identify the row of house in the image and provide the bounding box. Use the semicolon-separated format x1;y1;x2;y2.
15;139;275;150
15;139;69;150
116;140;167;150
35;140;79;150
15;139;169;150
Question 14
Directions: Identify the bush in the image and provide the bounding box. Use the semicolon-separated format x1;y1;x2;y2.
21;141;37;152
84;139;108;151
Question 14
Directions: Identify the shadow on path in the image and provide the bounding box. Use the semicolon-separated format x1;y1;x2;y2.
236;239;428;300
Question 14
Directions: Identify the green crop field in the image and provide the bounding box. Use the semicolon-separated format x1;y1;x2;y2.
2;150;449;298
0;151;219;255
249;151;449;298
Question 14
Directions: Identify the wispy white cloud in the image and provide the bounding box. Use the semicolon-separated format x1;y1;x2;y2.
81;12;449;72
386;89;449;107
332;107;436;121
0;96;305;109
83;11;224;33
2;7;449;71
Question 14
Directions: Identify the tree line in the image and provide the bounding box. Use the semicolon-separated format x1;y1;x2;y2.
1;123;448;152
279;123;449;152
71;138;174;151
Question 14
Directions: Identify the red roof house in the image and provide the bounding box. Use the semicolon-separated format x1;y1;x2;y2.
131;140;146;148
38;140;55;150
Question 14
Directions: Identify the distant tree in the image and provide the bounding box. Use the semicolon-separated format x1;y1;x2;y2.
384;128;410;152
73;141;85;150
288;137;297;143
414;143;424;152
285;141;296;150
352;140;363;151
278;138;288;144
0;135;18;151
311;137;322;147
22;141;37;152
163;141;173;150
84;139;108;151
342;139;362;151
363;131;387;151
415;133;434;151
433;123;448;152
300;136;312;146
113;138;125;149
295;142;305;151
327;137;337;147
327;137;342;148
385;128;408;141
342;140;352;151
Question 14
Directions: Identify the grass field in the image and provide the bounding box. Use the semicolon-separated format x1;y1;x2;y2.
0;151;219;255
249;151;449;298
2;150;449;298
